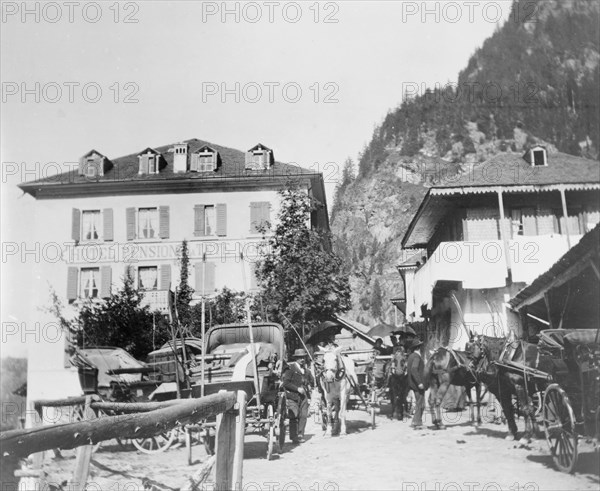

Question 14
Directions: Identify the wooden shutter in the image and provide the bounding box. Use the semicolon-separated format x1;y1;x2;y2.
216;203;227;236
259;202;270;228
190;153;198;172
100;266;112;298
250;263;258;290
194;262;216;294
159;206;170;239
139;155;149;174
522;208;537;236
103;208;114;241
66;267;79;301
126;208;136;240
159;264;171;290
71;209;81;242
194;205;206;236
250;202;259;233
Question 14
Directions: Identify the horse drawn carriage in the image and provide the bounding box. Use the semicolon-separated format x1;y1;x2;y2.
491;328;600;473
172;322;288;460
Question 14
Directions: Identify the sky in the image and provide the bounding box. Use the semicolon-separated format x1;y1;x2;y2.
1;0;512;357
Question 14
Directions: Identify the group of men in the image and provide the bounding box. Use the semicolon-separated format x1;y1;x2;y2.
280;333;428;443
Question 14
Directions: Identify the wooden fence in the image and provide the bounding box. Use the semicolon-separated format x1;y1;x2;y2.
0;391;247;491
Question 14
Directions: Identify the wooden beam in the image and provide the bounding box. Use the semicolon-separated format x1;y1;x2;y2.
90;400;187;413
1;392;237;459
232;391;246;489
497;188;511;273
559;187;571;249
215;396;238;491
69;396;94;491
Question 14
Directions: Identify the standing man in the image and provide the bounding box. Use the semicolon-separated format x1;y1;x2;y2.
282;348;315;443
407;338;426;430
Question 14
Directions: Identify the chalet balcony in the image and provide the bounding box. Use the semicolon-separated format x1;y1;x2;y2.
140;290;171;314
410;235;582;315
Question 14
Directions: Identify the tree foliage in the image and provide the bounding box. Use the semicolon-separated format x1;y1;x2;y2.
74;269;171;360
255;183;351;331
176;240;194;329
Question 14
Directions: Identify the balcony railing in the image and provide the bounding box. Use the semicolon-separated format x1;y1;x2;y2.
140;290;171;314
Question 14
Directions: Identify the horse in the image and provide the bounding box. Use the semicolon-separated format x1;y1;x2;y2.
387;348;409;420
466;334;539;443
424;347;483;429
318;348;358;436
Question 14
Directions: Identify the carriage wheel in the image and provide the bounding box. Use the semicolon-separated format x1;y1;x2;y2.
370;390;377;429
132;429;177;454
542;385;578;473
276;394;286;454
266;405;275;461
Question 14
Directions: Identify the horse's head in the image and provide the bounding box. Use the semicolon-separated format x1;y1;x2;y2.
322;349;343;383
465;334;483;361
390;348;408;376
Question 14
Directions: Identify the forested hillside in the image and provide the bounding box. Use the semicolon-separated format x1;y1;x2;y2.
331;0;600;326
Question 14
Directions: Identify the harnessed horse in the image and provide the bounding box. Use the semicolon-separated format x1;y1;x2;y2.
424;347;483;429
317;348;357;436
466;334;539;443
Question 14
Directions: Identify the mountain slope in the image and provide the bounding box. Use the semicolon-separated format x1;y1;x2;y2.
331;0;600;327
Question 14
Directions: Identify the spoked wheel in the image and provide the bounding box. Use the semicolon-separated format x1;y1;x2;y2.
370;389;377;429
132;429;177;454
266;405;275;461
275;394;286;454
542;384;578;473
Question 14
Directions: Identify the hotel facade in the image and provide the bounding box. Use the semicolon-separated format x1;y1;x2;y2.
19;138;329;402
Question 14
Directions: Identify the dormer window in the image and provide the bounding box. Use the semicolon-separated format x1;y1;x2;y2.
245;144;274;170
79;150;111;177
523;145;547;167
191;145;219;172
138;148;162;175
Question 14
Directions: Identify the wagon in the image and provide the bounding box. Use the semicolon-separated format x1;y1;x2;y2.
181;322;288;460
495;328;599;473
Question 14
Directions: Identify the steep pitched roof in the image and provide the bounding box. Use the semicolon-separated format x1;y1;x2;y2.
19;138;317;198
435;151;599;189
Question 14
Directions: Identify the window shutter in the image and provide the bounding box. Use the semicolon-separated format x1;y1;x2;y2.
522;208;537;236
100;266;112;298
205;262;216;293
190;153;198;172
71;209;81;242
67;267;79;301
103;208;114;241
245;151;253;168
250;202;259;233
260;202;270;226
159;264;171;290
194;205;206;236
216;203;227;236
194;262;215;294
126;208;136;240
139;155;149;174
159;206;170;239
250;263;258;290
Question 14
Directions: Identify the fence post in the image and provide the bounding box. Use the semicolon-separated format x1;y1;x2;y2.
215;390;245;490
69;396;93;491
232;391;246;489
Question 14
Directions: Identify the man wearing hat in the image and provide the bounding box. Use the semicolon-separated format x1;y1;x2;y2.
281;348;315;443
406;338;426;429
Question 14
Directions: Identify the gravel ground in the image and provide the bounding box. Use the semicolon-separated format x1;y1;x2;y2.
38;406;599;490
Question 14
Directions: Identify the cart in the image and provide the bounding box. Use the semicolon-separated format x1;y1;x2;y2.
158;322;288;460
495;329;600;473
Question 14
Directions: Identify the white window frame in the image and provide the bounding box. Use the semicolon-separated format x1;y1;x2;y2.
138;266;159;291
138;207;159;240
80;268;100;299
81;210;102;242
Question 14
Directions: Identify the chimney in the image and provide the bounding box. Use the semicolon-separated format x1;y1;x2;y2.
173;142;189;173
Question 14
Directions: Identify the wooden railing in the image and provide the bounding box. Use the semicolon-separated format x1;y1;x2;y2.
1;391;247;491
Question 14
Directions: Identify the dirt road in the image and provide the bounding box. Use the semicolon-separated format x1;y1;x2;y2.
41;407;599;490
